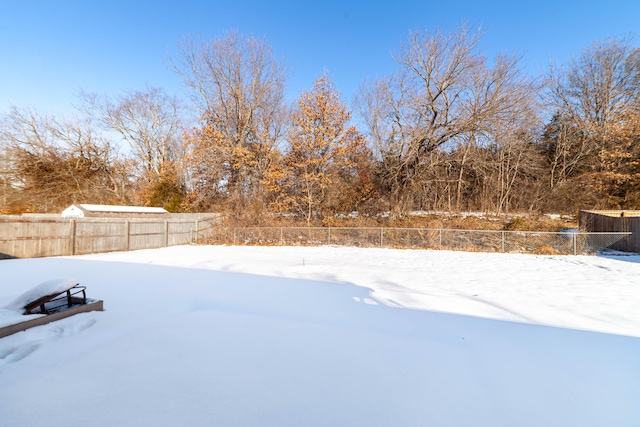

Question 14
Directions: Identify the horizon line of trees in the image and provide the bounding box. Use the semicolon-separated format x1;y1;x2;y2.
1;24;639;222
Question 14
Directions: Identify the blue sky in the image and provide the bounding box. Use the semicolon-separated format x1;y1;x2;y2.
1;0;639;115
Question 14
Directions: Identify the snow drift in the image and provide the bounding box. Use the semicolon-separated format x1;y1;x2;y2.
0;246;638;427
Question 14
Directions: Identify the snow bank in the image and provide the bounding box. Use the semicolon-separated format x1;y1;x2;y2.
81;245;640;337
0;246;638;427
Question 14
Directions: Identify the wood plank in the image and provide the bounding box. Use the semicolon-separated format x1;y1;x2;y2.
0;300;103;339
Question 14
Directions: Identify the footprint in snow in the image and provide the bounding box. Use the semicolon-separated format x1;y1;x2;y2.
0;318;97;367
352;296;378;305
0;344;40;366
24;318;97;341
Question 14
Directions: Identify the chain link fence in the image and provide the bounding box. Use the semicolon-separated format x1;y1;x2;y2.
204;227;634;255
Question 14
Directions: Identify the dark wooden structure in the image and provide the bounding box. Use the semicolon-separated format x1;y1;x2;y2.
0;300;103;339
579;210;640;253
23;284;88;315
0;280;103;339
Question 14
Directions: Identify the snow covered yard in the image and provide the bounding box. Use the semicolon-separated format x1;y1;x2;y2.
1;245;639;426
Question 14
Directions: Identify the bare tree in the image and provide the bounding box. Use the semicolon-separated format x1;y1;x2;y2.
546;36;639;167
356;23;539;213
0;106;123;212
81;87;183;178
544;36;640;208
173;31;289;212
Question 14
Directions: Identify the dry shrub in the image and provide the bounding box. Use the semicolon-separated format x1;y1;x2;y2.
217;209;575;233
531;246;561;255
220;211;310;228
381;213;504;230
321;215;379;227
379;215;442;229
504;214;575;232
0;203;31;215
504;216;528;231
445;215;503;230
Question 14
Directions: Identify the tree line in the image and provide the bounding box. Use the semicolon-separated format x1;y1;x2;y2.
1;25;639;222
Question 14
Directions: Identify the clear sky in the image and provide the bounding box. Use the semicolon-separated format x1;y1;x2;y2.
1;0;639;115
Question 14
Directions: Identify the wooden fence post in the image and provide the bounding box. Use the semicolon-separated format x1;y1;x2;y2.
69;219;76;255
124;220;130;251
164;220;169;247
194;220;199;244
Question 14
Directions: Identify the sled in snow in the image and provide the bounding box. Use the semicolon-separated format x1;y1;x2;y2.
0;278;103;339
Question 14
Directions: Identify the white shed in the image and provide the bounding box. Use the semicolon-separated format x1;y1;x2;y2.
61;204;170;219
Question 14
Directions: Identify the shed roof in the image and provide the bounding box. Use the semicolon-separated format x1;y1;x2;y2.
77;204;168;214
61;204;170;218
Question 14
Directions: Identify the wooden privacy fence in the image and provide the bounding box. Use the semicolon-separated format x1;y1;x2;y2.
2;216;636;259
0;217;215;259
580;210;640;253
